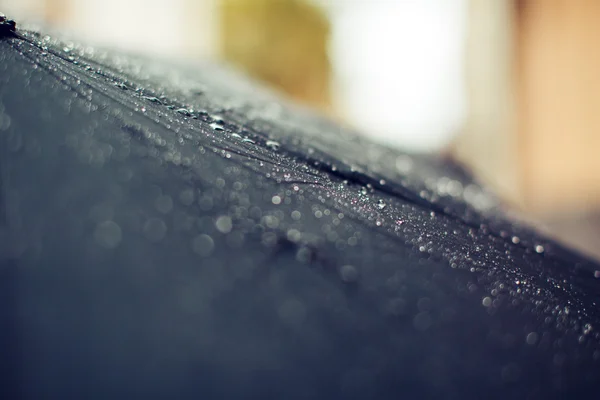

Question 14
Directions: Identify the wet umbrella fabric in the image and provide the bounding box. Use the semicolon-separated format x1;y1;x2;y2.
1;21;600;399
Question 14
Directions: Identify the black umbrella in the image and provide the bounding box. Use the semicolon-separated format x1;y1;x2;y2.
1;17;600;399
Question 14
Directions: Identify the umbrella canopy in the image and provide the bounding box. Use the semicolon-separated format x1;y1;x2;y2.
1;18;600;399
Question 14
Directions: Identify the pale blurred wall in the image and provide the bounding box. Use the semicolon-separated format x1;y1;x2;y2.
516;0;600;214
325;0;468;152
454;0;521;205
458;0;600;216
516;0;600;259
0;0;49;21
68;0;216;60
456;0;600;259
0;0;217;60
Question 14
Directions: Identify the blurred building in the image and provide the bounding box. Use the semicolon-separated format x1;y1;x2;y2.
457;0;600;258
0;0;215;59
220;0;331;110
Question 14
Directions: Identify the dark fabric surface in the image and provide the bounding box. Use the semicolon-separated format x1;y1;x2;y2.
1;23;600;399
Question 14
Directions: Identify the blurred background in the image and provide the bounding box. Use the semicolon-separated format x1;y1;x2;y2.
2;0;600;260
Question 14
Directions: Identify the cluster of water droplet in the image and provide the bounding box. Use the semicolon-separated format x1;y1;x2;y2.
7;27;600;378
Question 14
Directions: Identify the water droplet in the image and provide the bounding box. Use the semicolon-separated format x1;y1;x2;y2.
482;297;492;307
413;312;432;331
0;111;11;131
535;245;545;254
417;297;432;312
511;236;521;244
262;215;280;229
143;218;167;242
210;122;224;131
215;216;233;234
377;199;386;210
395;155;413;174
154;195;173;214
296;247;314;263
339;264;358;283
278;299;307;326
93;220;122;249
261;231;277;247
198;196;213;211
501;364;521;383
594;270;600;279
291;210;302;220
143;96;161;103
271;195;282;205
287;229;302;242
176;108;191;117
553;353;567;366
525;332;538;345
266;140;280;151
179;188;195;206
192;234;214;257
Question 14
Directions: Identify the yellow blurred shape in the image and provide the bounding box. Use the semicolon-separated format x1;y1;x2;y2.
219;0;331;110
